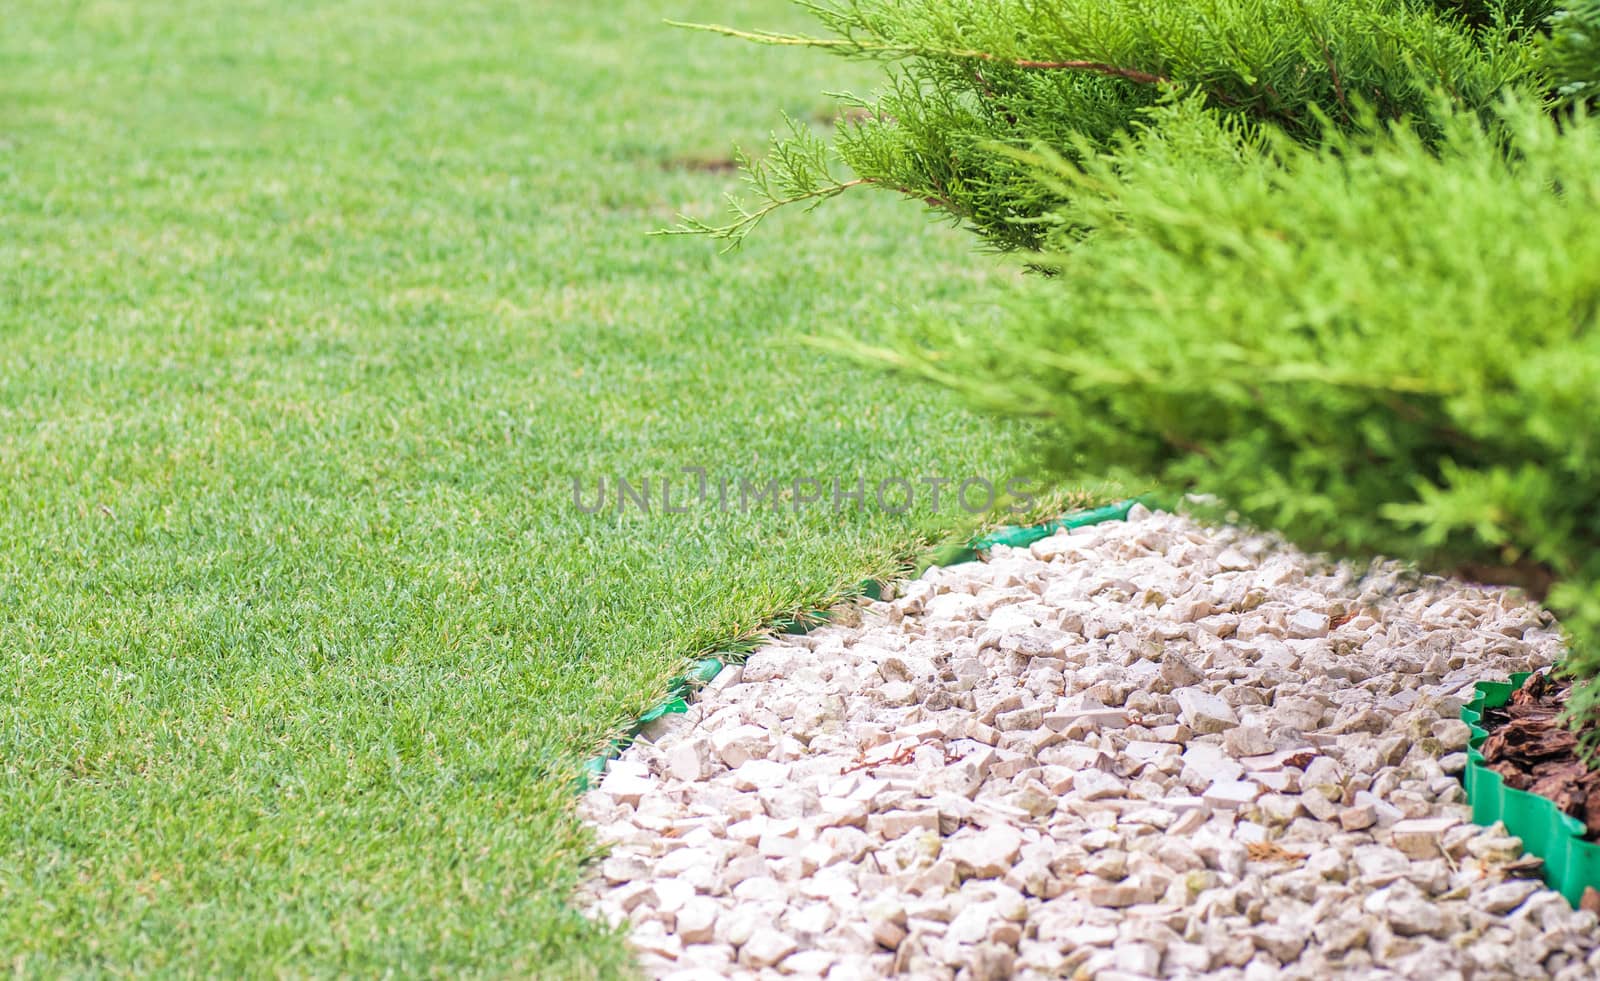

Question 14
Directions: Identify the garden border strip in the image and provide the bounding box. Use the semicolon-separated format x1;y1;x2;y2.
1462;673;1600;906
577;499;1140;790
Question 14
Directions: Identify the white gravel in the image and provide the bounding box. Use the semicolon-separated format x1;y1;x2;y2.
578;505;1600;979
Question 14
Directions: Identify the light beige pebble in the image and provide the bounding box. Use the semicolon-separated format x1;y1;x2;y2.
943;824;1024;879
737;928;797;968
674;898;717;944
1174;687;1239;734
1202;780;1262;809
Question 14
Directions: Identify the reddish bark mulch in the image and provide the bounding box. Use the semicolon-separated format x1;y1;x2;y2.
1478;671;1600;839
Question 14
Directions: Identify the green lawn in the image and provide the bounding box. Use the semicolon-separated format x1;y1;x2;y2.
0;0;1053;974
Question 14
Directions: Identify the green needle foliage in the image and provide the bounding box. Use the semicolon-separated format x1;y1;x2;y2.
846;96;1600;731
1543;0;1600;103
673;0;1542;250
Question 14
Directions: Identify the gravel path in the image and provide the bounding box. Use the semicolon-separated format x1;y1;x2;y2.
578;506;1600;979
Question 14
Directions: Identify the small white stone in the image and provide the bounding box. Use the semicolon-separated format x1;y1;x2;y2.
1043;921;1116;947
871;809;940;839
614;881;658;914
710;724;773;769
1160;652;1205;689
1174;688;1239;734
787;902;836;935
666;738;713;783
652;877;696;914
1115;942;1162;975
731;759;791;792
945;903;998;945
1376;891;1446;938
598;769;655;807
1217;548;1254;571
1043;707;1130;731
1430;718;1471;751
1286;610;1330;639
1084;881;1146;907
1203;780;1261;809
600;853;651;885
633;928;683;961
1085;850;1128;880
738;928;798;968
1353;845;1412;885
1339;803;1377;831
1183;743;1245;784
780;950;836;976
1474;879;1542;914
676;897;718;943
878;681;918;706
1073;769;1126;801
995;706;1044;731
1274;696;1327;732
1223;725;1274;759
944;824;1024;878
872;919;907;951
733;876;787;904
1166;942;1214;972
1301;757;1344;799
741;649;795;683
1388;816;1459;859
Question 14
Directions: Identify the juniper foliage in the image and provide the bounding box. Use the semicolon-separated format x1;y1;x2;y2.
841;98;1600;728
673;0;1540;250
675;0;1600;727
1543;1;1600;103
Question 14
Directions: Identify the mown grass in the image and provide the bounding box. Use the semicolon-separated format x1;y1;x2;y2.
0;0;1060;973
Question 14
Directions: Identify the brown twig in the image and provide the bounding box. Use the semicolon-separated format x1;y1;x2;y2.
1004;57;1166;85
841;736;956;775
848;176;954;212
972;67;1019;126
841;742;917;775
1320;37;1349;120
1246;841;1308;863
1160;431;1214;460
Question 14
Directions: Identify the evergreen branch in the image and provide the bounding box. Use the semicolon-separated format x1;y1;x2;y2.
656;178;873;250
664;21;860;50
657;177;960;249
1297;0;1353;120
1323;41;1351;119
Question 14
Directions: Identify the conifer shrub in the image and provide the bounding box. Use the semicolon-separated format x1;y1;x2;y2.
673;0;1542;250
842;98;1600;725
672;1;1600;720
675;1;1600;722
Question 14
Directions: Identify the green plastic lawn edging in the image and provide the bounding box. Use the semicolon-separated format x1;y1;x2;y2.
577;499;1141;790
1462;672;1600;906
